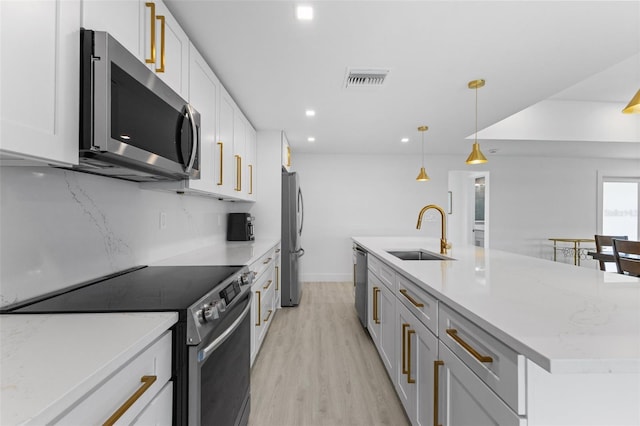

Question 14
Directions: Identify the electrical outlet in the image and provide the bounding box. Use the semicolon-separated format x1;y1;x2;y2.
160;212;167;230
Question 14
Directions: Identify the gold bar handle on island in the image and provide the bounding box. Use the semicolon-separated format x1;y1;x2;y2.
217;142;223;185
275;266;279;290
103;375;157;426
407;329;416;384
372;287;379;324
446;328;493;363
433;360;444;426
255;290;261;326
144;3;156;64
401;323;409;375
263;280;272;290
264;309;273;323
155;15;165;73
400;289;425;308
263;257;272;264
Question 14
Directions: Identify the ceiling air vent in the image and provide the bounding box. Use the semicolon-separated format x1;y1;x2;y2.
344;68;389;88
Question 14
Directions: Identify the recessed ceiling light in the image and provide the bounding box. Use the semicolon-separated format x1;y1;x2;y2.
401;138;409;143
296;5;313;20
305;109;315;117
307;137;315;142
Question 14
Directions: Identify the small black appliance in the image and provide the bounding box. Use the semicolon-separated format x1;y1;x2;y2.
227;213;255;241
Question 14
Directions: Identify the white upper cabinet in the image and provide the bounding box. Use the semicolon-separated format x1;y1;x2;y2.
82;0;140;57
185;43;220;194
218;89;237;198
1;0;80;166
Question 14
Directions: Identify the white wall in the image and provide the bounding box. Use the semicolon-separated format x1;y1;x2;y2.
0;166;249;307
294;153;640;281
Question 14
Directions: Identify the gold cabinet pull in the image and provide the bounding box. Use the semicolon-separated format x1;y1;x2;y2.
286;146;291;167
103;375;157;426
407;329;416;383
234;155;242;191
446;328;493;363
275;266;279;291
155;15;165;73
400;289;425;308
263;280;272;290
433;360;444;426
373;287;380;324
217;142;223;185
144;3;156;64
255;290;261;326
401;323;410;375
264;309;273;322
248;164;253;194
263;257;272;264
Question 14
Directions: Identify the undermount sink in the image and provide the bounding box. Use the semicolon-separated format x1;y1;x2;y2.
386;250;454;261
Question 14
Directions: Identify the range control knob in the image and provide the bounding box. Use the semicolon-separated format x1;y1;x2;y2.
217;299;227;313
200;304;219;323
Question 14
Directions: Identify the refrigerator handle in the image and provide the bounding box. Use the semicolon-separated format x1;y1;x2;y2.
297;187;304;236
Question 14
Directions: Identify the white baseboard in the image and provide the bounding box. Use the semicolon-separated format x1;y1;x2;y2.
302;272;352;282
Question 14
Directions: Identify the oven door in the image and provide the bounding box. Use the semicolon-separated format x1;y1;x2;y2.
188;292;252;426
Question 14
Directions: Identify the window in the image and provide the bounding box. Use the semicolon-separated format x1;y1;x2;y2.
601;178;639;240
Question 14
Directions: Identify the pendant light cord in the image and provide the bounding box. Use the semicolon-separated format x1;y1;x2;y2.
474;86;478;144
421;131;425;167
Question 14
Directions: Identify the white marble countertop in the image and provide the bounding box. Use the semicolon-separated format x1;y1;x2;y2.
151;238;280;266
0;312;178;425
353;236;640;374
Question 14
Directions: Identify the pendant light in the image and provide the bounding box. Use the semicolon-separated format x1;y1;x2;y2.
416;126;430;181
622;88;640;114
466;79;488;165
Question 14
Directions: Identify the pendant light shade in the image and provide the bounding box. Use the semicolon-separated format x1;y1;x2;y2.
622;88;640;114
416;126;430;181
466;79;488;165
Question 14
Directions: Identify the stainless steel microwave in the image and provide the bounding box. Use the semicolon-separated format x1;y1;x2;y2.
75;29;200;182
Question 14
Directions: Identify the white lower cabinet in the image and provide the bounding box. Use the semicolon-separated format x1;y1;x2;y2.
131;381;173;425
250;244;280;366
367;267;396;379
56;331;173;424
396;301;438;426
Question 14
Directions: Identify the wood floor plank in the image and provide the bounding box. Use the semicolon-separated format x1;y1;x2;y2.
249;282;409;426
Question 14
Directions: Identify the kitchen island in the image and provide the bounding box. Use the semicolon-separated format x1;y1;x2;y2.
354;236;640;426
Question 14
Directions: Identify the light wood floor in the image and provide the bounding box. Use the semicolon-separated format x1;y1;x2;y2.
248;282;409;426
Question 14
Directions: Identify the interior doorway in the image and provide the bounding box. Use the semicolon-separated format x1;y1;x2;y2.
597;176;640;240
448;171;490;248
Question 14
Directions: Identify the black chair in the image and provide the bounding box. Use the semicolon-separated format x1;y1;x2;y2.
612;239;640;277
594;235;628;271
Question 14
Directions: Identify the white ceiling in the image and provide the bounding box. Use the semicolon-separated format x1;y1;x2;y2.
164;0;640;159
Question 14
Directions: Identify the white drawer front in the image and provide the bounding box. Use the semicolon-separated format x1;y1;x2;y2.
438;305;526;415
396;274;438;336
368;254;381;276
367;255;395;291
57;331;172;425
131;381;173;425
250;247;277;281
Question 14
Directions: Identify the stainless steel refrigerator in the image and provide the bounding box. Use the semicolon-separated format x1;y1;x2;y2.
281;169;304;306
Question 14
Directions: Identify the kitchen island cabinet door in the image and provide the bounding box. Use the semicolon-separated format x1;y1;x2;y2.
1;0;80;166
378;282;396;379
437;342;525;426
396;302;438;426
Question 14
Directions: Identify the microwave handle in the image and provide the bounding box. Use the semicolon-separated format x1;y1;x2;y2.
185;104;198;173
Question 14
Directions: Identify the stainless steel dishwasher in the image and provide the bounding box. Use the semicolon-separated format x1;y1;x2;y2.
353;244;368;328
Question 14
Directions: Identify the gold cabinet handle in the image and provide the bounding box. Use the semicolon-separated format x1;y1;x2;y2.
263;257;272;265
286;146;291;167
155;15;165;73
372;286;379;324
401;323;410;375
248;164;253;195
144;3;156;64
217;142;223;185
263;280;272;290
275;248;281;253
400;289;425;308
264;309;273;323
446;328;493;363
255;290;261;326
407;329;416;384
433;360;444;426
103;375;157;426
235;155;242;191
275;266;279;291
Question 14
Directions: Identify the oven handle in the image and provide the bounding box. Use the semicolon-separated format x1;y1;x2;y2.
199;293;252;363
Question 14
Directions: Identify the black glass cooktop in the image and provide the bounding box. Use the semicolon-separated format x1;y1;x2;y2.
11;265;242;314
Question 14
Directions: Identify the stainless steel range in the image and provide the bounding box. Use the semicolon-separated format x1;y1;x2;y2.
6;265;254;426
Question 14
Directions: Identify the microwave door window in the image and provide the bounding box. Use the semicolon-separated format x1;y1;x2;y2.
110;64;182;163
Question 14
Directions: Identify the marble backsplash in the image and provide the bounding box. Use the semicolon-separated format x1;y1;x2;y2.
0;166;250;307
